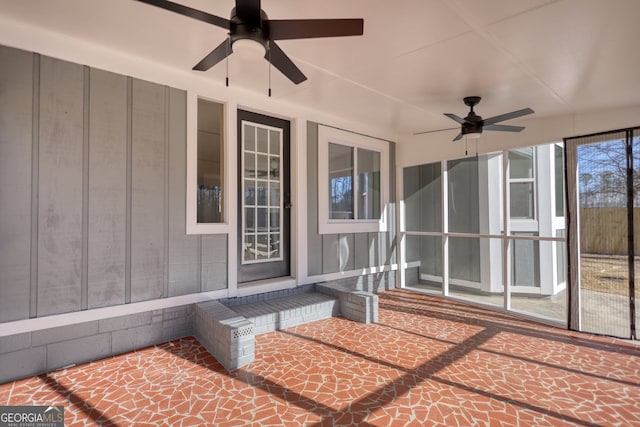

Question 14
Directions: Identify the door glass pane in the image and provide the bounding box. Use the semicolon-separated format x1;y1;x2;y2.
244;124;255;151
257;234;269;260
270;130;280;155
269;156;280;180
257;128;268;153
244;235;256;261
244;208;254;232
270;234;280;259
257;207;267;231
257;154;269;179
244;180;255;206
270;183;280;206
329;143;354;220
270;208;280;231
244;152;255;178
242;121;283;264
256;182;268;206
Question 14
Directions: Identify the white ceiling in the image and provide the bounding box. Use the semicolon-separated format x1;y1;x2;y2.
1;0;639;137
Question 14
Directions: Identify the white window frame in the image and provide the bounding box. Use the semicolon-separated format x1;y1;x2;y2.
186;91;232;234
318;125;389;234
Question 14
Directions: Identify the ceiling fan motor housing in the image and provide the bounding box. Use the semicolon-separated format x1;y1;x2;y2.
462;107;483;136
462;120;483;136
460;96;483;136
230;8;269;50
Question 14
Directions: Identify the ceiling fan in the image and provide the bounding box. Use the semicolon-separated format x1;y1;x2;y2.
415;96;534;141
133;0;364;85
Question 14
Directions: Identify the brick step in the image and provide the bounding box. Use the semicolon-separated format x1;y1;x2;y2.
231;292;338;335
194;287;376;371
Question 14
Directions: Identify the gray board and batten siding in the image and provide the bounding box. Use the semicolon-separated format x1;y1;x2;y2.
0;44;227;323
0;44;399;382
306;122;397;289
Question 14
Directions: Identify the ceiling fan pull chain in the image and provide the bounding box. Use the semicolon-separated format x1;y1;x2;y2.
268;41;272;97
465;136;468;156
225;38;229;87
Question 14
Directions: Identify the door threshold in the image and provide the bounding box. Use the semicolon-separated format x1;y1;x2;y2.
237;277;297;297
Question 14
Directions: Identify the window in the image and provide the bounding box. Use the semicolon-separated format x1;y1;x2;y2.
328;143;381;220
186;94;229;234
328;143;354;219
509;147;536;219
318;125;389;234
197;98;224;223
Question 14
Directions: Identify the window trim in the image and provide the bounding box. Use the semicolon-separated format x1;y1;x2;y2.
186;92;232;235
318;125;389;234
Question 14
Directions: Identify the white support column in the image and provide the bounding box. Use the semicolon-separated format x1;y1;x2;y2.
503;150;511;311
479;154;504;293
226;101;238;297
294;117;308;286
397;165;406;288
442;160;449;296
537;144;555;296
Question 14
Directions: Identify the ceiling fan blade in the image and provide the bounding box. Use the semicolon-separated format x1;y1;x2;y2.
134;0;230;29
268;19;364;40
235;0;262;26
266;42;307;84
193;39;232;71
483;108;534;126
444;113;466;124
452;133;463;142
413;127;458;136
483;124;525;132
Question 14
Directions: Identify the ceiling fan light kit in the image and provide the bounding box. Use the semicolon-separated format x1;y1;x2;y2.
134;0;364;91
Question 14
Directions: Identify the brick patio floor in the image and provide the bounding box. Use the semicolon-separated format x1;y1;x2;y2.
1;289;639;426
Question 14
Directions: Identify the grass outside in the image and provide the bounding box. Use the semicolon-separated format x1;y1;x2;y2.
580;253;639;296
